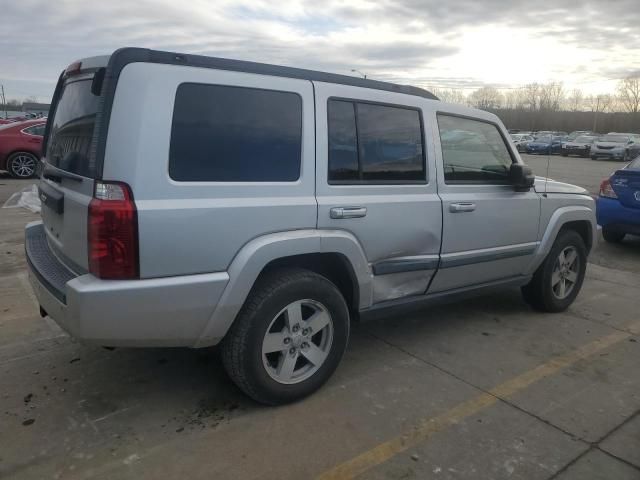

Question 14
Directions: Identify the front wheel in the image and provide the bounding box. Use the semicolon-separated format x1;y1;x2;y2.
221;268;350;405
522;230;587;312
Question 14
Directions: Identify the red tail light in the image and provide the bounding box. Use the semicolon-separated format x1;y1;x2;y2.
599;178;618;199
88;181;139;279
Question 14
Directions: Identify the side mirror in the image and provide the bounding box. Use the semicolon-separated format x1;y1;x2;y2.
510;163;535;192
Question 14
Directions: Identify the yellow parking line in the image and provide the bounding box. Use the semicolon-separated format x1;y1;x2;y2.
317;324;637;480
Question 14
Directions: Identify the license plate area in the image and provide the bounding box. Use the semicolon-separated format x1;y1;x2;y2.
39;182;64;214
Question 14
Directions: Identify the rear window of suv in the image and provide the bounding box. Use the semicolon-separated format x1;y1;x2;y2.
169;84;302;182
46;78;100;177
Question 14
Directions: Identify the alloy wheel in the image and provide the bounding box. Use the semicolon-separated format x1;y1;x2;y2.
551;246;580;300
10;154;36;178
261;299;333;385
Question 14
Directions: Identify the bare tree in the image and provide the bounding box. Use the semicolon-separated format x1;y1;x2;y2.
587;94;613;131
587;94;612;113
617;76;640;113
539;82;564;111
469;86;503;110
503;89;527;110
431;88;467;105
567;88;583;111
522;83;540;110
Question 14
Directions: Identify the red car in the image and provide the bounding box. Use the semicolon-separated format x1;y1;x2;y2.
0;119;46;178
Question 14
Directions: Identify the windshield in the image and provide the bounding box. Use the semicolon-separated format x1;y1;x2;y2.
598;135;629;143
46;78;100;177
574;136;595;143
535;136;551;142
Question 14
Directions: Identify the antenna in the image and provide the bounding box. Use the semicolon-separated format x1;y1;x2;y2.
0;85;7;120
543;129;550;195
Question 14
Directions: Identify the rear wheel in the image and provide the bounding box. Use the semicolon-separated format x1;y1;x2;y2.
561;152;568;157
522;230;587;312
602;227;625;243
7;152;37;178
221;268;350;405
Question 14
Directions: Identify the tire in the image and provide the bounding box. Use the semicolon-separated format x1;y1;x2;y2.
561;152;568;157
602;227;625;243
7;152;38;178
522;230;587;312
221;268;350;405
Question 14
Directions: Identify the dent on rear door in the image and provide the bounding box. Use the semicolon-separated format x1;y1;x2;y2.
313;82;442;305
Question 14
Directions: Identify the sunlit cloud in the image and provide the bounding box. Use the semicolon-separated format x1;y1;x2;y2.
0;0;637;101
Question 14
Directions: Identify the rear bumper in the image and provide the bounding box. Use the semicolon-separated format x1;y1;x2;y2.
25;222;229;347
596;197;640;235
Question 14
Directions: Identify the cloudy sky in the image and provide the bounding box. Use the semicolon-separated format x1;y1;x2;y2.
1;0;639;102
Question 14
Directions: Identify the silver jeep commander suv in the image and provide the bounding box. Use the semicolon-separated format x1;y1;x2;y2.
26;48;597;404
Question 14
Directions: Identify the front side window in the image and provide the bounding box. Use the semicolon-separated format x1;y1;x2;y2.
437;114;513;184
169;84;302;182
328;99;425;183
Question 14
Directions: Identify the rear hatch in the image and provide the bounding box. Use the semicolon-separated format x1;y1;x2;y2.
611;159;640;209
39;60;106;273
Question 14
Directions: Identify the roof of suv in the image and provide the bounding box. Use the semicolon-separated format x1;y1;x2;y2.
100;47;439;101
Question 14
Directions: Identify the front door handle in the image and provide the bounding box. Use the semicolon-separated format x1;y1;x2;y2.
330;206;367;219
449;202;476;213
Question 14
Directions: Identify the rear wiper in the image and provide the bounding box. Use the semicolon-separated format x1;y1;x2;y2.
43;164;84;183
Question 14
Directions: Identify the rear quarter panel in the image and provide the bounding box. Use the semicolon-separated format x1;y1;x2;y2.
104;63;317;278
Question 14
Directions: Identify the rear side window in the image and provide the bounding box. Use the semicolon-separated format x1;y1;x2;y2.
47;79;99;177
437;114;514;184
327;101;359;180
23;124;46;136
328;99;425;183
169;84;302;182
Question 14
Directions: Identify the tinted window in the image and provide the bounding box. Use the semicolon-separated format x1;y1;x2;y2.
437;114;513;183
328;100;359;181
357;103;424;181
170;84;302;182
327;99;425;183
24;124;45;136
47;79;99;177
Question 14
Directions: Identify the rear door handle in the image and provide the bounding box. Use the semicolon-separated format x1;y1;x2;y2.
449;202;476;213
330;206;367;219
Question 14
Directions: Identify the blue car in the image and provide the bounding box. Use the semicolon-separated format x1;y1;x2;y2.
596;155;640;242
526;135;566;155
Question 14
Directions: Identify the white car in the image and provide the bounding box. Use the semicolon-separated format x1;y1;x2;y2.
511;134;534;153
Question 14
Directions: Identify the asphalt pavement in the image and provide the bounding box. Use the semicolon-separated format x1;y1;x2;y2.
0;166;638;480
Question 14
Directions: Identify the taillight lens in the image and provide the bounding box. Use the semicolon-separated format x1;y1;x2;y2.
88;181;139;279
599;178;618;199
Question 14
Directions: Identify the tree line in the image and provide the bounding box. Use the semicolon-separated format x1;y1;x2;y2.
431;76;640;133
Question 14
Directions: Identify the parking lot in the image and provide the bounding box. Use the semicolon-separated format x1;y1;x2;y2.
1;154;639;480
